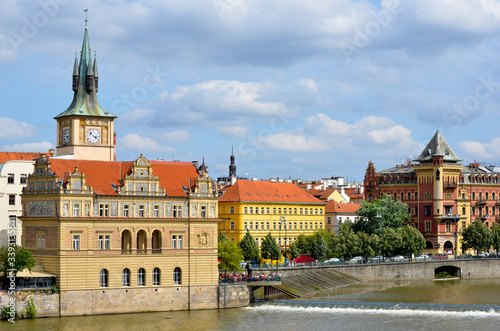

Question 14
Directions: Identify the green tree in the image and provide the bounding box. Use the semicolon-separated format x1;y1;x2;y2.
380;228;402;256
238;229;260;263
491;223;500;254
218;232;228;242
0;245;36;286
310;232;328;260
369;233;381;256
355;194;411;235
335;224;361;259
288;241;301;261
400;225;425;256
261;232;281;265
357;232;375;258
461;220;492;253
218;236;243;273
296;234;311;254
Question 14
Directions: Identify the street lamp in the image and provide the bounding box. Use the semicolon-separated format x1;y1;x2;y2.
279;216;287;265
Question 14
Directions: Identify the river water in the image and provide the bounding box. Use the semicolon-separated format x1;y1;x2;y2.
4;279;500;331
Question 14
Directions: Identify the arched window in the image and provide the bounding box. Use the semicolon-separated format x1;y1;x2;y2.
408;192;411;200
400;193;404;201
174;267;181;285
415;192;418;200
121;230;132;254
393;193;397;200
152;230;162;254
100;269;108;287
472;192;476;200
137;230;147;254
460;176;464;183
486;192;489;200
153;268;160;285
479;192;483;201
493;192;496;201
425;241;434;249
137;268;145;286
477;177;482;183
122;268;130;286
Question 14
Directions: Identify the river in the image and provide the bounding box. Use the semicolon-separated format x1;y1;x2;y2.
4;279;500;330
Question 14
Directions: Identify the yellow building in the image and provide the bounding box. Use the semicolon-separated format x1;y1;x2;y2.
218;180;326;248
19;20;220;316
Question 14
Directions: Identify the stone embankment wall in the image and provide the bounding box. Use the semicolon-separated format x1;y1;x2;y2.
1;284;249;319
0;290;59;318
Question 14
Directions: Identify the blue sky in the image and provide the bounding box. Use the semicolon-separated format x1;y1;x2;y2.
2;0;500;182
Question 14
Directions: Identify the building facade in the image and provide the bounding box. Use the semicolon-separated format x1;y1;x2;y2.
21;155;219;315
218;180;326;249
325;200;361;234
364;130;500;255
0;152;50;247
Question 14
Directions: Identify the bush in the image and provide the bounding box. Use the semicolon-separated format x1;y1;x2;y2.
52;284;58;293
435;271;454;278
1;305;12;320
25;298;36;318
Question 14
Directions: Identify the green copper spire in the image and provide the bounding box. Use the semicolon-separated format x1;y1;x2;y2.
55;18;115;119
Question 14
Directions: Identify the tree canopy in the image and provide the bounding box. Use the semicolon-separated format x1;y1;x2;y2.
461;220;492;253
310;232;328;260
355;194;411;234
218;236;243;273
288;241;301;261
335;224;362;259
261;232;281;264
238;229;260;263
491;223;500;254
400;225;426;255
0;245;36;281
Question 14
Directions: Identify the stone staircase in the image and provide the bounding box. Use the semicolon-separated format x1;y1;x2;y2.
268;268;362;299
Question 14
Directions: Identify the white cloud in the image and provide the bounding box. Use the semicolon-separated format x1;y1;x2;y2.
458;137;500;160
120;133;176;154
217;126;250;138
160;130;191;142
263;132;329;152
0;117;36;139
1;141;54;152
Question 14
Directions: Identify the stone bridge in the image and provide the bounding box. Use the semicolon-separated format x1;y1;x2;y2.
257;259;500;281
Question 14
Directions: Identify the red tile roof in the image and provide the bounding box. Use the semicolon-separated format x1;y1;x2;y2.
325;200;360;214
49;159;199;197
345;188;364;198
219;180;325;204
0;152;50;164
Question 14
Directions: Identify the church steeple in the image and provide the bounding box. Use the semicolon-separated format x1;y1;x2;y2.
229;144;237;185
54;17;115;119
54;16;117;162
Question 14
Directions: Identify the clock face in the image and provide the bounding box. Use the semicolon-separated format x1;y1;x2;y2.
87;128;101;144
63;129;70;144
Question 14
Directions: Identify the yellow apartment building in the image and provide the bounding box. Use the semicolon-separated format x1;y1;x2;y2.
218;180;326;248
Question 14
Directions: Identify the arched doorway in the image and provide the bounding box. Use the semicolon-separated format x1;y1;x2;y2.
425;241;434;250
152;230;162;254
137;230;147;254
121;230;132;254
443;241;453;255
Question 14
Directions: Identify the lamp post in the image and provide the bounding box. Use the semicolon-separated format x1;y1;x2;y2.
280;216;287;265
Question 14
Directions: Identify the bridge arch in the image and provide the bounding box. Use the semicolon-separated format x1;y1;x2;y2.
435;265;461;278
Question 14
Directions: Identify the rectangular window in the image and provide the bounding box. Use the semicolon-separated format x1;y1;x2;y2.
7;173;14;184
424;205;431;216
139;205;145;217
173;205;182;217
255;222;259;230
261;207;264;214
261;222;264;229
177;235;183;249
73;204;80;217
20;174;27;184
244;207;248;214
446;222;451;232
273;208;276;214
230;207;235;214
99;204;109;217
415;221;418;229
201;206;206;218
255;207;259;214
244;222;248;230
472;207;476;215
9;215;16;227
278;208;281;214
8;195;15;205
294;208;297;215
462;221;466;229
300;208;303;215
266;222;270;230
172;235;177;249
250;207;253;214
462;207;466;215
123;205;130;217
266;208;270;214
415;206;418;216
304;209;308;215
154;205;159;217
425;221;431;233
98;235;111;250
230;221;235;230
273;222;277;230
320;209;323;215
493;207;496;216
315;223;318;229
283;208;287;215
37;234;45;250
305;223;308;230
73;235;80;250
250;222;253;230
300;222;303;229
294;222;297;229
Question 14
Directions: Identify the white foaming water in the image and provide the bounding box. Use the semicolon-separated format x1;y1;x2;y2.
246;304;500;319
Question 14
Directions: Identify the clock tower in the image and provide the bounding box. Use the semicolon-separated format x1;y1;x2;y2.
55;18;116;161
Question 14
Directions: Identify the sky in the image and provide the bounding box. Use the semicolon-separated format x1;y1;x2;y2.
2;0;500;183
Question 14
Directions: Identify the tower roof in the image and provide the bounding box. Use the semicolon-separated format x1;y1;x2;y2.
54;18;115;119
413;130;462;163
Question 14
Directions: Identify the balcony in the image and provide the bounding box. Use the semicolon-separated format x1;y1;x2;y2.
443;181;457;188
476;199;487;206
